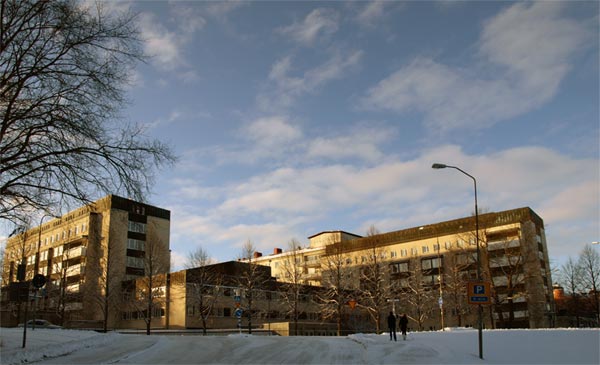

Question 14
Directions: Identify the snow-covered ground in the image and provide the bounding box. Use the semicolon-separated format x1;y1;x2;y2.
1;327;598;364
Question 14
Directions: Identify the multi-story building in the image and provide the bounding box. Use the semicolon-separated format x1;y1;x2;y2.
118;261;348;335
1;202;555;333
249;207;556;330
1;195;170;328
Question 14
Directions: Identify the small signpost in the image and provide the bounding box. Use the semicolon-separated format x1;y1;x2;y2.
235;308;243;334
467;281;491;305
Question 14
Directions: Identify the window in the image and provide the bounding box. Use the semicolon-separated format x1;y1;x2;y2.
391;251;397;258
128;221;146;234
127;239;145;251
433;243;440;252
390;262;409;273
421;257;440;270
400;249;407;257
445;241;452;249
422;246;430;254
126;256;145;269
411;248;418;256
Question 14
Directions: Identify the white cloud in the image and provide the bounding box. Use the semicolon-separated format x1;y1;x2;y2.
137;4;207;75
204;1;246;19
177;144;597;263
208;116;303;165
279;8;339;45
244;116;303;146
138;13;185;70
362;1;592;132
356;1;387;27
170;4;207;34
146;110;184;129
259;50;363;111
306;125;392;163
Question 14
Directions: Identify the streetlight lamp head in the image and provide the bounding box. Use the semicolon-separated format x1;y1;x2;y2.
432;163;447;169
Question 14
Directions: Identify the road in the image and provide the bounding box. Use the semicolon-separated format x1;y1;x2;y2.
35;334;423;364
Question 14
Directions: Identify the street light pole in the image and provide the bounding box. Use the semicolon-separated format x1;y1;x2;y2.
432;163;483;359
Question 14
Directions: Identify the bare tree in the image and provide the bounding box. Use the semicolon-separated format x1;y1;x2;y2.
136;233;170;335
279;239;305;336
85;233;123;332
443;248;473;327
0;0;176;225
318;238;353;336
485;234;528;328
237;240;268;334
578;245;600;325
185;246;221;335
399;256;437;331
357;226;391;334
557;256;584;327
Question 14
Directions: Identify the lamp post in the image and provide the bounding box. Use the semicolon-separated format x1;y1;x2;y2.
432;163;483;359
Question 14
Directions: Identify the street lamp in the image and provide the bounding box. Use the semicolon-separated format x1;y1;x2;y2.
432;163;483;359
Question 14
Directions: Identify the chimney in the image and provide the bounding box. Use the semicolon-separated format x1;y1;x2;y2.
253;252;262;258
274;248;282;255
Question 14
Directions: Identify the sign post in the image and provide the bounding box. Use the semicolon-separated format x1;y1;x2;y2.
31;274;46;331
235;308;243;334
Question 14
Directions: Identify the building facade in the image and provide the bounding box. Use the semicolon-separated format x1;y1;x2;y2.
119;261;356;336
249;207;556;330
1;195;170;328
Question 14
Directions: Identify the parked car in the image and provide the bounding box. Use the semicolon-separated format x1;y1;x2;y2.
18;319;62;329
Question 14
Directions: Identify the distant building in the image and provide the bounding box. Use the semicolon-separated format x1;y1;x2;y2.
553;285;599;327
1;195;170;328
2;202;556;333
119;261;353;336
248;207;556;330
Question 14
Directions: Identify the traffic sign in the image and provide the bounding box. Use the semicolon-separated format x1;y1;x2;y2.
467;281;491;305
234;308;243;318
32;274;46;288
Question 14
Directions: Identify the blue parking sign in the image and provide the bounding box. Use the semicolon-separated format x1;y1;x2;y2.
467;281;491;305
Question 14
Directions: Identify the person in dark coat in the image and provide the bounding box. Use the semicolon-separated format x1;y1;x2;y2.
387;311;397;341
399;313;409;340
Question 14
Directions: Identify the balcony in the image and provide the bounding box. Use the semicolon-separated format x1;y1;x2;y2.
66;283;80;293
304;259;321;268
64;246;86;259
65;265;83;277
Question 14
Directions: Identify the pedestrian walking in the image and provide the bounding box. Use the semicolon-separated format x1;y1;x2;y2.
399;313;408;340
387;311;397;341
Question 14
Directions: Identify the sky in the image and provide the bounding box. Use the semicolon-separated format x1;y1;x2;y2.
2;327;599;364
119;0;599;271
2;1;597;273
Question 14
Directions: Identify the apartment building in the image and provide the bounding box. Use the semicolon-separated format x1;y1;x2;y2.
250;207;556;330
119;261;352;335
1;195;170;328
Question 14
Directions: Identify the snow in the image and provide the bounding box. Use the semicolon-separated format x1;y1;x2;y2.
1;327;598;364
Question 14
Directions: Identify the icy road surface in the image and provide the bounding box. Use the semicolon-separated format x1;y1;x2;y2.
2;328;598;364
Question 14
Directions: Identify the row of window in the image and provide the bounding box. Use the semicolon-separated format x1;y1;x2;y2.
121;307;164;320
390;257;443;274
388;239;475;259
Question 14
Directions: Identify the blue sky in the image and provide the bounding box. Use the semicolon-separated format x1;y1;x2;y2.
85;1;600;270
